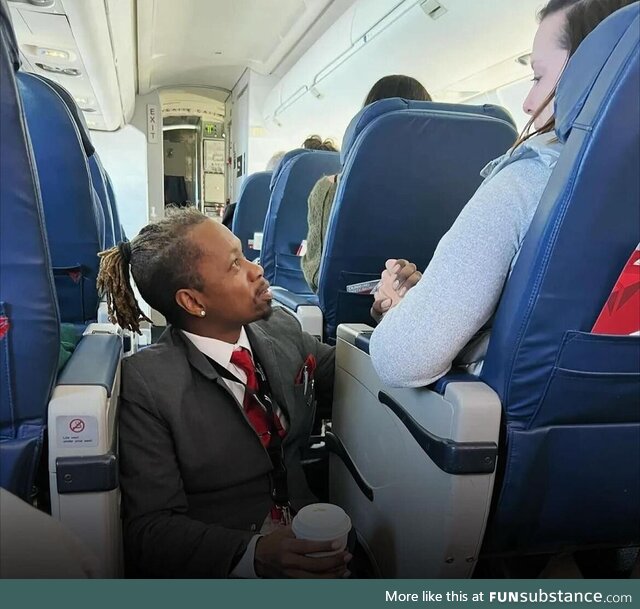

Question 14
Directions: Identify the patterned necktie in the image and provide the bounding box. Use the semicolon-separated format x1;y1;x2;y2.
229;347;285;448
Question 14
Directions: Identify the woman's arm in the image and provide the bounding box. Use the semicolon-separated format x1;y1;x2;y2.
369;158;552;387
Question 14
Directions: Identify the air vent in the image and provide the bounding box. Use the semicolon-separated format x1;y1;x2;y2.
421;0;447;21
35;62;81;76
10;0;56;8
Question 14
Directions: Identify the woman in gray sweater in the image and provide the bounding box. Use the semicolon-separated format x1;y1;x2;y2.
370;0;632;387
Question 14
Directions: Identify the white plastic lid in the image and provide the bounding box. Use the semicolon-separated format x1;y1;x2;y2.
292;503;352;541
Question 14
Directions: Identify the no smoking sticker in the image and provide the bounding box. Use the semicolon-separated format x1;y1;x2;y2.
69;418;85;433
56;416;98;448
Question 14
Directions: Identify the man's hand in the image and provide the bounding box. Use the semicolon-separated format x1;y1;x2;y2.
370;258;422;323
254;525;352;578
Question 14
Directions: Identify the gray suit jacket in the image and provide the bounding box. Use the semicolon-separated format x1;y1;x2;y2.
119;309;334;577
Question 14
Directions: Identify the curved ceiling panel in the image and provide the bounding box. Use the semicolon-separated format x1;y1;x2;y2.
136;0;357;95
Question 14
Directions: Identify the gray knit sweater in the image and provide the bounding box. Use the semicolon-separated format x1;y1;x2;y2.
302;176;338;292
370;134;563;387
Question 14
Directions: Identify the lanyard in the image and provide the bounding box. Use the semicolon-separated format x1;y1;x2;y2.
204;355;291;516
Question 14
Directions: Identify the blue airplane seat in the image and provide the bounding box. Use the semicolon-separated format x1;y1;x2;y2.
89;156;115;248
16;72;102;324
105;172;125;243
261;150;341;293
232;171;273;260
33;75;116;250
479;2;640;554
268;148;308;190
318;98;518;341
0;1;60;500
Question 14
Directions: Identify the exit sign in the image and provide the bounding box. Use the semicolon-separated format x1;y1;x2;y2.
203;122;222;138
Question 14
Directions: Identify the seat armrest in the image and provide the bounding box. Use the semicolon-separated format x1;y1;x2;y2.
48;333;123;577
331;324;502;577
272;288;323;340
431;369;482;395
271;287;318;310
57;334;122;396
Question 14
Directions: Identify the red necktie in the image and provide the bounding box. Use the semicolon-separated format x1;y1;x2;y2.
230;347;285;448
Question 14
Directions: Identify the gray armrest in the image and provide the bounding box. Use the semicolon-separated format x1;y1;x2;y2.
57;334;122;396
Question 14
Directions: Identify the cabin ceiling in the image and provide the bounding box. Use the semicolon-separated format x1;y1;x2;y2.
136;0;358;95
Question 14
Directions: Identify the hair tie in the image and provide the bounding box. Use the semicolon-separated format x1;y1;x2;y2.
118;241;132;264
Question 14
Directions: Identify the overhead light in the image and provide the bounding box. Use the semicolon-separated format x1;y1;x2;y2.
28;0;55;6
36;47;72;61
35;63;82;76
162;124;199;131
81;107;96;113
213;51;223;55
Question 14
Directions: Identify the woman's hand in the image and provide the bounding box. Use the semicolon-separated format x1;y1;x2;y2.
370;259;422;323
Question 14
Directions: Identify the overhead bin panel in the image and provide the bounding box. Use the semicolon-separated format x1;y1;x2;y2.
9;0;134;131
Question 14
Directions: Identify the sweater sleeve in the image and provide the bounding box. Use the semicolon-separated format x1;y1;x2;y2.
369;157;553;388
302;177;338;292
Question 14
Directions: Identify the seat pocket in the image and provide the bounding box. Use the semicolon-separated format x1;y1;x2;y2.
275;252;311;294
532;331;640;427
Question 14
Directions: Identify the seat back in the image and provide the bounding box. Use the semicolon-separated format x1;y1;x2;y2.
261;150;341;293
481;3;640;554
268;148;308;190
105;171;125;243
34;75;116;250
17;72;102;323
232;171;272;260
89;155;116;249
318;99;518;340
0;1;60;500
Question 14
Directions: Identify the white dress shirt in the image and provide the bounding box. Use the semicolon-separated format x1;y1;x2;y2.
182;328;287;578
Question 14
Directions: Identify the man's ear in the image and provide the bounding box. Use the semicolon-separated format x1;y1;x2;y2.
175;288;205;318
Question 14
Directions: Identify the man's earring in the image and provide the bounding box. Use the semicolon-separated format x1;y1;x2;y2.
200;310;206;317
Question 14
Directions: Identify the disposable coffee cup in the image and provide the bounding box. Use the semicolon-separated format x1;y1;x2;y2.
292;503;352;557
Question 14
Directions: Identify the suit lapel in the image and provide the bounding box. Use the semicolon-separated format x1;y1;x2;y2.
173;327;249;413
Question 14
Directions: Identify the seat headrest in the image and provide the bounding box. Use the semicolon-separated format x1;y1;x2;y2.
0;0;20;71
269;148;309;189
31;74;95;157
555;2;640;142
341;98;516;163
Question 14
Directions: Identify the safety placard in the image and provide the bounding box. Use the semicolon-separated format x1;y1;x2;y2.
56;415;99;448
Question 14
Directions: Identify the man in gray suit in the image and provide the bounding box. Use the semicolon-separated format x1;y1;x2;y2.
97;208;351;578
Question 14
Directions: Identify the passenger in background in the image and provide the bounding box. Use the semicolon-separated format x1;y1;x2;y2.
97;209;349;578
266;150;287;171
221;197;235;229
223;151;290;229
301;135;339;151
302;74;432;292
369;0;632;387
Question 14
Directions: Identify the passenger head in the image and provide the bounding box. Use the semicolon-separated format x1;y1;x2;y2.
302;135;339;152
363;75;431;107
266;150;286;171
521;0;633;139
97;208;272;338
